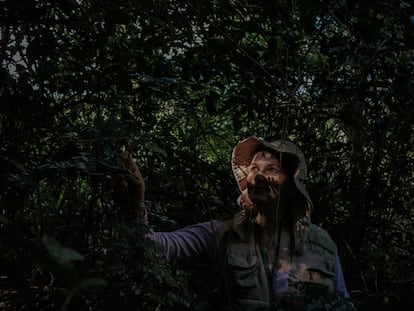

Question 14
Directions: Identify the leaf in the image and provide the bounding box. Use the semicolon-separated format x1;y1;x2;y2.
42;235;84;266
148;142;167;157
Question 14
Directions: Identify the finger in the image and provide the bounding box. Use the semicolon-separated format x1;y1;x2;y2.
121;151;137;171
112;179;129;202
123;173;144;188
115;153;127;170
121;151;143;179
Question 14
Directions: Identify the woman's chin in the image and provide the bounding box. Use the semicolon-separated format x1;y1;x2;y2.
250;192;278;207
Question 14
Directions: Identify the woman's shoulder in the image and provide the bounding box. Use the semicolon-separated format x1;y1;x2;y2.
306;223;338;257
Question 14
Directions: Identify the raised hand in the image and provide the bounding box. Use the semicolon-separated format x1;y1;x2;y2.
113;151;147;224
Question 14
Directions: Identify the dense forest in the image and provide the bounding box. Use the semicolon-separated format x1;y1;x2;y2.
1;0;413;310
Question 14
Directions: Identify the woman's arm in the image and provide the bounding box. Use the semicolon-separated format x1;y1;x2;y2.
150;220;222;266
333;252;350;298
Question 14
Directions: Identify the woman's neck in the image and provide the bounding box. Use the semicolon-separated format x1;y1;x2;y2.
255;205;288;229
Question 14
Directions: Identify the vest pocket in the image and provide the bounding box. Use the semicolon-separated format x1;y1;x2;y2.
306;264;335;288
227;254;259;287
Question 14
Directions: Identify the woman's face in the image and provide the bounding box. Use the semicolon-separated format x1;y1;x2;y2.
246;151;295;221
247;151;288;185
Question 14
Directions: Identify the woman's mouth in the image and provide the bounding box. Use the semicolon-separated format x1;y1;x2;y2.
247;175;280;205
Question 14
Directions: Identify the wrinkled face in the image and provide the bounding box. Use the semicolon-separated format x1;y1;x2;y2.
246;151;288;207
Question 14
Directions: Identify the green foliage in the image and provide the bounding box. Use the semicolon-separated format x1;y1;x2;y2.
92;225;191;310
1;0;413;309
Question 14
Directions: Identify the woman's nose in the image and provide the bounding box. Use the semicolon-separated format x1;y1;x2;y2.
254;174;268;185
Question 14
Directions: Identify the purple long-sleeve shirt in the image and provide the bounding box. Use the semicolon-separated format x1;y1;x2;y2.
150;220;350;301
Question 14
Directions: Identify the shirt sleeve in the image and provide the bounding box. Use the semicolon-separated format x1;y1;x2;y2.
333;251;350;298
149;220;222;266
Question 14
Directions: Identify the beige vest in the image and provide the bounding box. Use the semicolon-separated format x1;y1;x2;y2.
216;211;337;310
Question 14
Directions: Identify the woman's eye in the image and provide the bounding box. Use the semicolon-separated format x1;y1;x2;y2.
268;167;279;173
250;166;259;173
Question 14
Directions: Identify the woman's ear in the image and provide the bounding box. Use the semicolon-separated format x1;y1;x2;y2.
236;189;255;223
237;189;254;210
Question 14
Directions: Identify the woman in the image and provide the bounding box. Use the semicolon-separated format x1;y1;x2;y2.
115;137;354;310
